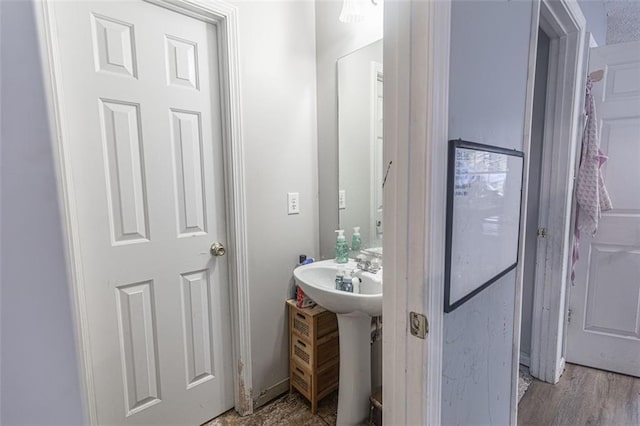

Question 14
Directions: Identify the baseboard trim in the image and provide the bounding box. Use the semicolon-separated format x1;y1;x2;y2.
253;378;289;410
520;351;531;368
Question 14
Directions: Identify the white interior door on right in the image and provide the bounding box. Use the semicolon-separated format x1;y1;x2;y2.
566;40;640;378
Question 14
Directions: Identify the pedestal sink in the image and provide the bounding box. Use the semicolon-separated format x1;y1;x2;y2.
293;259;382;426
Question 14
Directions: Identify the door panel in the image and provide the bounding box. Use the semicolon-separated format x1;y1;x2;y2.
603;61;640;102
584;245;640;338
165;35;199;89
99;99;150;244
566;40;640;378
91;13;138;78
600;117;640;210
170;109;208;236
50;1;234;423
116;280;161;415
180;269;215;388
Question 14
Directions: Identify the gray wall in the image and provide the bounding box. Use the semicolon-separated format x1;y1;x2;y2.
1;0;319;418
315;0;383;259
0;1;85;424
520;30;550;363
443;1;533;424
577;0;607;46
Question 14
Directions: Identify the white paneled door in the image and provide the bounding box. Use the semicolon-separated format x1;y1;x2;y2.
566;41;640;378
50;1;234;423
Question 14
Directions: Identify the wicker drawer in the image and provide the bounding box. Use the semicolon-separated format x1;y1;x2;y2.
291;310;313;340
290;359;339;404
291;305;337;343
291;331;339;372
290;361;312;400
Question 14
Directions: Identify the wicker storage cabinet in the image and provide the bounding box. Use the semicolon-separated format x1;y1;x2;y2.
287;299;339;414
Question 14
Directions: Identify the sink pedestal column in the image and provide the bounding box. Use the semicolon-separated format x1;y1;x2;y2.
336;312;372;426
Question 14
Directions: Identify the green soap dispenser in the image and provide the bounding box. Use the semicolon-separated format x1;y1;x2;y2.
351;226;361;252
334;229;349;264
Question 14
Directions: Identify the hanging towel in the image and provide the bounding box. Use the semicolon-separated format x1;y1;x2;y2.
576;76;612;234
572;76;613;281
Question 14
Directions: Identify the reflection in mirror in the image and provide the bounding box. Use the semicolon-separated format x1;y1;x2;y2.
338;39;383;254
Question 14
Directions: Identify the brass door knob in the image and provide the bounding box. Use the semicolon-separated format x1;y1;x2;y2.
210;242;226;257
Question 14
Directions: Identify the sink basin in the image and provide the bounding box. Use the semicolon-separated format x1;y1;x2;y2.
293;259;382;316
293;259;382;425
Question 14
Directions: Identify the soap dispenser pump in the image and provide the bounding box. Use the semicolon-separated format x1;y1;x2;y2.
351;226;361;252
334;229;349;264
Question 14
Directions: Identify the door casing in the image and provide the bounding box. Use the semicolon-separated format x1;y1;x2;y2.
523;0;588;388
382;1;451;424
34;0;253;422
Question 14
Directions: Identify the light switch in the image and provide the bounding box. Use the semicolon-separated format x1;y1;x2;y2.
287;192;300;215
339;190;346;210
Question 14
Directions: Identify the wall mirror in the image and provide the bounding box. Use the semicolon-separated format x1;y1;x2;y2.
337;39;383;254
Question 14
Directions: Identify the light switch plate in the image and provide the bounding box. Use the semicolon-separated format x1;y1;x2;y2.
287;192;300;215
339;190;346;210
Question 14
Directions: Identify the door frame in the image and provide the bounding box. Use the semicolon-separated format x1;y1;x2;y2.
523;0;588;387
382;0;450;424
34;0;253;422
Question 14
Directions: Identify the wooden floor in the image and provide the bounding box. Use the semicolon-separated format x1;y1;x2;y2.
518;363;640;426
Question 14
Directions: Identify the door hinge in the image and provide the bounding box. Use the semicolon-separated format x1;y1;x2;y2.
567;308;573;323
537;227;547;238
410;312;428;339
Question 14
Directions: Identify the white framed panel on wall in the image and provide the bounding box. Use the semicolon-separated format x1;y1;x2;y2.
444;140;524;312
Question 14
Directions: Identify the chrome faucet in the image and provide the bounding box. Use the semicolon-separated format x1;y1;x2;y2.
356;254;381;274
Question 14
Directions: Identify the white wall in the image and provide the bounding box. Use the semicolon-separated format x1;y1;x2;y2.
520;29;550;363
443;1;533;424
0;1;85;424
230;0;320;400
1;0;319;418
315;0;383;259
